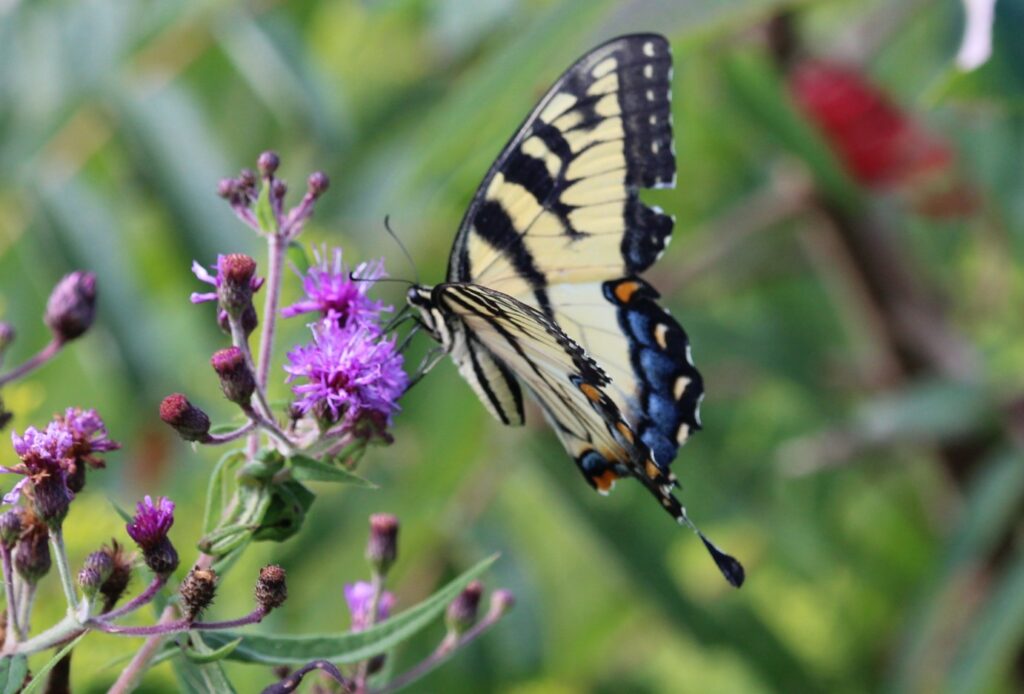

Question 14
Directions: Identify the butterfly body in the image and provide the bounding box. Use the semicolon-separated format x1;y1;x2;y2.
408;34;744;587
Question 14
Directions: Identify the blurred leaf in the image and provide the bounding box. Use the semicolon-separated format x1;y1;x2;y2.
22;635;85;693
289;453;375;487
184;637;243;664
252;479;315;542
202;553;498;664
255;183;276;234
204;449;245;535
172;632;237;694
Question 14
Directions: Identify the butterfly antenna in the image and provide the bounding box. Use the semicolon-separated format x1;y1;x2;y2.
384;215;420;285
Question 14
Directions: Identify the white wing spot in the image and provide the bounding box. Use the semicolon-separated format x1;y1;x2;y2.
592;57;618;79
695;393;704;427
649;114;657;125
674;376;691;400
685;345;694;366
676;423;690;445
646;89;655;102
643;41;655;57
644;64;654;79
651;141;660;154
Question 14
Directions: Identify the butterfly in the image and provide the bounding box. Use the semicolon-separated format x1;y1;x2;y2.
406;33;744;587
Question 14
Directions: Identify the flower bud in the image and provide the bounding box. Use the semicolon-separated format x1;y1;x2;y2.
488;589;516;618
217;305;258;337
126;496;179;576
271;179;288;203
44;271;97;343
180;566;218;621
78;550;114;598
159;393;211;442
211;347;255;405
255;564;288;613
99;540;133;611
445;580;483;636
238;168;257;192
216;178;237;199
307;172;329;198
366;514;398;576
0;322;14;355
32;473;73;529
217;254;259;318
14;519;51;584
258;151;280;177
0;510;22;548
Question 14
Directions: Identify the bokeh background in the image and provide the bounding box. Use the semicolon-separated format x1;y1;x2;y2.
2;0;1023;691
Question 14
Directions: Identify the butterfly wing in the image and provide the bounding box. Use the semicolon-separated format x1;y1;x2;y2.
445;33;700;470
435;282;744;587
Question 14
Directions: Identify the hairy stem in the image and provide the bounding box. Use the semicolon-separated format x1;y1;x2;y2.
49;528;79;618
257;232;286;391
203;420;257;445
0;340;61;387
1;546;21;645
354;572;385;690
99;576;167;621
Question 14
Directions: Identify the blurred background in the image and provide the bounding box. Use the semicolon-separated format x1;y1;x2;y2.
1;0;1023;691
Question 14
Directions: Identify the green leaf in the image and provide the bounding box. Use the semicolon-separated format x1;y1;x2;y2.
252;480;315;543
286;241;311;274
254;183;277;234
172;642;237;694
108;498;134;524
22;634;85;693
203;553;499;664
204;450;245;535
0;655;28;694
288;454;376;487
185;637;243;664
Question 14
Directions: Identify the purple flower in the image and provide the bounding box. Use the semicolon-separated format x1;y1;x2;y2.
125;496;175;550
344;581;396;632
281;247;389;326
60;407;120;464
190;254;265;305
4;422;74;505
284;320;407;428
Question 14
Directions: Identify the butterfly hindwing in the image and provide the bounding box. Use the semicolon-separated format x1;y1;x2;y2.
447;34;676;310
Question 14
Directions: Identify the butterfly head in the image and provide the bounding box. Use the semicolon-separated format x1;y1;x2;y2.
406;284;449;347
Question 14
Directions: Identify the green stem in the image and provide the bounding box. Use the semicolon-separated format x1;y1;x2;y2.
1;546;22;645
49;528;79;617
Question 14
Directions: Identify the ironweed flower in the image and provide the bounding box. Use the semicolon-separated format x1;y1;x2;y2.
7;423;74;526
159;394;211;442
45;271;97;344
99;539;133;610
14;514;50;584
211;347;256;406
180;566;218;621
59;407;119;492
281;247;389;326
255;565;288;613
191;254;265;325
344;581;395;632
125;495;179;576
285;320;406;430
366;513;399;576
0;509;21;548
446;580;483;636
78;550;114;598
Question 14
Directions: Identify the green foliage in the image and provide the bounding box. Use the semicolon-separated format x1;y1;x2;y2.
1;0;1023;692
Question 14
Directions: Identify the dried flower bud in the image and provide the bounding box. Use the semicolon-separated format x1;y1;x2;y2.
272;179;288;203
159;393;211;442
488;589;516;618
0;322;14;355
0;510;22;548
180;566;218;621
14;518;51;584
446;580;483;636
307;172;329;198
126;496;179;576
366;514;399;576
218;254;259;318
238;168;257;191
44;271;97;343
210;347;256;405
258;151;280;177
255;565;288;612
99;540;133;611
78;550;114;598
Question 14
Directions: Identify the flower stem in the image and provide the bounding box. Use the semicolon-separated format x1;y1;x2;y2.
371;607;506;694
109;552;213;694
203;420;256;445
245;407;295;453
92;606;267;636
1;546;22;644
11;615;83;655
0;339;61;387
256;232;286;391
99;576;167;621
354;572;385;689
17;581;36;636
49;528;79;617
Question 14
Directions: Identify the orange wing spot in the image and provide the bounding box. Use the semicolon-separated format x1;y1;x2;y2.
579;382;602;403
645;459;660;480
593;469;619;492
613;280;640;304
615;421;635;444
